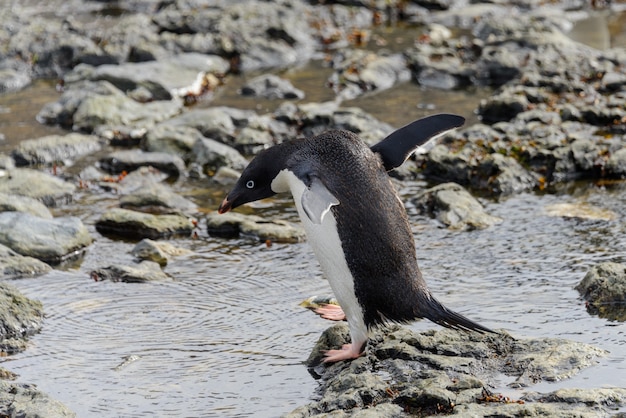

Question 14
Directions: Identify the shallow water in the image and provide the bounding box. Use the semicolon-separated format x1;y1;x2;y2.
1;8;626;418
4;181;626;417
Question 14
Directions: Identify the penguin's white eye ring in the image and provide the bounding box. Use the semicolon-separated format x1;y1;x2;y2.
245;180;255;189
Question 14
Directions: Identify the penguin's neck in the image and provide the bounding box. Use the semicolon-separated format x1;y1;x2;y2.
272;169;368;346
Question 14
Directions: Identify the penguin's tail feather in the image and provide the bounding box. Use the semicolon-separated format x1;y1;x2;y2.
420;293;496;334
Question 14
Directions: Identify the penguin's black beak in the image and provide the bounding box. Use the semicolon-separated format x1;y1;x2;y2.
218;197;232;214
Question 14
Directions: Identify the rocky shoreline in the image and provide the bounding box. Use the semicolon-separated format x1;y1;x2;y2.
1;0;625;416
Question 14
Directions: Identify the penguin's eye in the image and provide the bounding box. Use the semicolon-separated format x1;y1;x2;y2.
245;180;255;189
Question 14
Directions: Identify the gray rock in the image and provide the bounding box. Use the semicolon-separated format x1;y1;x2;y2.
576;262;626;321
99;149;186;179
473;153;538;195
328;51;411;100
606;147;626;178
293;324;608;416
478;90;530;124
11;133;101;167
206;212;305;243
0;155;15;171
0;68;31;94
211;166;241;186
131;239;192;266
413;183;502;230
163;107;249;145
274;102;393;146
72;82;183;132
87;53;229;100
216;1;317;72
90;260;171;283
0;243;52;280
38;80;183;132
240;74;304;100
0;212;93;265
0;192;53;219
191;137;249;172
0;381;76;418
120;182;197;214
95;208;195;240
142;125;201;162
0;282;44;354
0;168;75;207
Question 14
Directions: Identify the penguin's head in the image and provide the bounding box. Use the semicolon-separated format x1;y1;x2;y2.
218;140;301;213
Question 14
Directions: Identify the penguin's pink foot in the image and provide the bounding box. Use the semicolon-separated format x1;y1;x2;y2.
323;344;364;363
313;304;347;321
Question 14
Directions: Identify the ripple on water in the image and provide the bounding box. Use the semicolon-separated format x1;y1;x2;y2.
4;238;329;417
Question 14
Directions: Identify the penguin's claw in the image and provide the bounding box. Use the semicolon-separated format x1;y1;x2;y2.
322;344;364;363
313;304;347;321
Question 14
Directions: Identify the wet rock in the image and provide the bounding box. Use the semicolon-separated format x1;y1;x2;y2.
213;1;317;72
240;74;304;100
192;136;249;173
478;90;530;124
606;148;626;178
274;101;393;145
96;166;170;194
0;168;75;207
424;145;537;196
11;133;101;167
38;80;183;132
131;239;192;266
90;260;171;283
292;324;608;416
95;208;195;240
413;182;502;230
544;202;617;221
83;53;229;100
0;381;76;418
0;282;44;354
99;149;186;179
0;68;31;94
232;114;293;154
474;153;538;195
328;51;411;100
206;212;305;243
163;107;239;145
120;182;197;214
142;125;201;162
0;244;52;280
0;212;93;265
0;192;53;219
0;155;15;170
576;262;626;321
211;166;241;186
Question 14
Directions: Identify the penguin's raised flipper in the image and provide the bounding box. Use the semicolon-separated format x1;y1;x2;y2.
302;177;339;224
371;114;465;171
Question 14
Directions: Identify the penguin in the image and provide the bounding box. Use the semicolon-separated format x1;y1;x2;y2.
218;114;494;362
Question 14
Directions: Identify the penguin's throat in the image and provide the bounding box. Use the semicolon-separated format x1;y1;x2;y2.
270;169;294;194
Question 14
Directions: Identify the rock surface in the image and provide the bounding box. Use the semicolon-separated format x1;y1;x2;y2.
131;239;192;266
0;244;52;280
288;324;611;417
0;282;44;354
576;262;626;321
0;381;76;417
95;208;196;240
0;212;93;265
206;212;306;243
90;260;171;283
413;182;502;230
0;168;76;207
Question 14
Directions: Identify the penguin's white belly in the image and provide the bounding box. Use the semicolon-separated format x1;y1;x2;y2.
272;170;368;346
